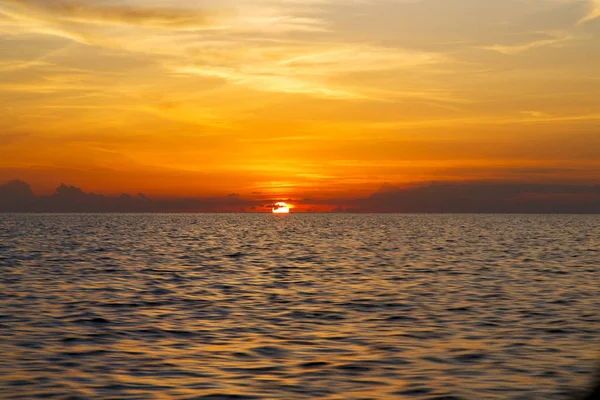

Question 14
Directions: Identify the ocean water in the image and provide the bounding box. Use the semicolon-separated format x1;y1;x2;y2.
0;214;598;400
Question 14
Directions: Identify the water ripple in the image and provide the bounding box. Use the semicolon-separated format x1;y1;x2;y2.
0;214;599;399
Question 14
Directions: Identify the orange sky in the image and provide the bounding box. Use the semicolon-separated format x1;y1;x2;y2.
1;0;599;201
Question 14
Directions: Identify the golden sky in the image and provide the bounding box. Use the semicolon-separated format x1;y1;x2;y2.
1;0;599;200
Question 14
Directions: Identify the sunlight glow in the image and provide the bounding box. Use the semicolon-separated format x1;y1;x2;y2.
1;0;599;201
272;202;290;214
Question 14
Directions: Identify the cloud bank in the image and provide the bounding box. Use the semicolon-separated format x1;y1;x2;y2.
0;180;265;212
349;182;600;213
1;180;599;213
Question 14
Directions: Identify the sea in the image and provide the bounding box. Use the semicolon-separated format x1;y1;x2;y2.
0;214;599;400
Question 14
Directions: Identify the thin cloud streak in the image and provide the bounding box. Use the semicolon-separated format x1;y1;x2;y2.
0;0;223;29
482;32;577;55
172;45;445;98
579;0;600;24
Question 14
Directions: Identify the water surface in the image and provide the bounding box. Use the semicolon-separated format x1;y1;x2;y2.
1;214;599;399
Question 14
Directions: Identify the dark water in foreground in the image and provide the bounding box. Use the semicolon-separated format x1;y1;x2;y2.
0;214;599;400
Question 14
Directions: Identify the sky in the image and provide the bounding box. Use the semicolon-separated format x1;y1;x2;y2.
0;0;599;211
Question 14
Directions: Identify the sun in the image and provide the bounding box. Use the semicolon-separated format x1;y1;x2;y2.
272;202;290;214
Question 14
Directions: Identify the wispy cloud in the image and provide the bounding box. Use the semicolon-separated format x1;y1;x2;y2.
173;45;443;98
482;32;576;55
520;110;549;118
0;0;223;29
2;0;439;99
1;0;599;196
579;0;600;24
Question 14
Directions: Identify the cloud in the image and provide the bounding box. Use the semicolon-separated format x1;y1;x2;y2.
482;32;576;55
0;180;273;212
520;110;549;118
0;60;52;72
1;0;598;186
0;0;447;99
173;45;444;98
350;181;600;213
2;180;600;213
579;0;600;24
0;180;36;211
173;65;360;99
0;0;327;44
0;0;222;29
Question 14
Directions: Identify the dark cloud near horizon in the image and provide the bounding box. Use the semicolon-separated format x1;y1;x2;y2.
350;181;600;213
1;179;599;213
0;180;266;213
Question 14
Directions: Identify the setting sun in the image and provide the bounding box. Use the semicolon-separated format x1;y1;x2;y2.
272;202;290;214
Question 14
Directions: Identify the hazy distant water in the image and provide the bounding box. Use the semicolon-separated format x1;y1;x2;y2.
1;214;599;400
